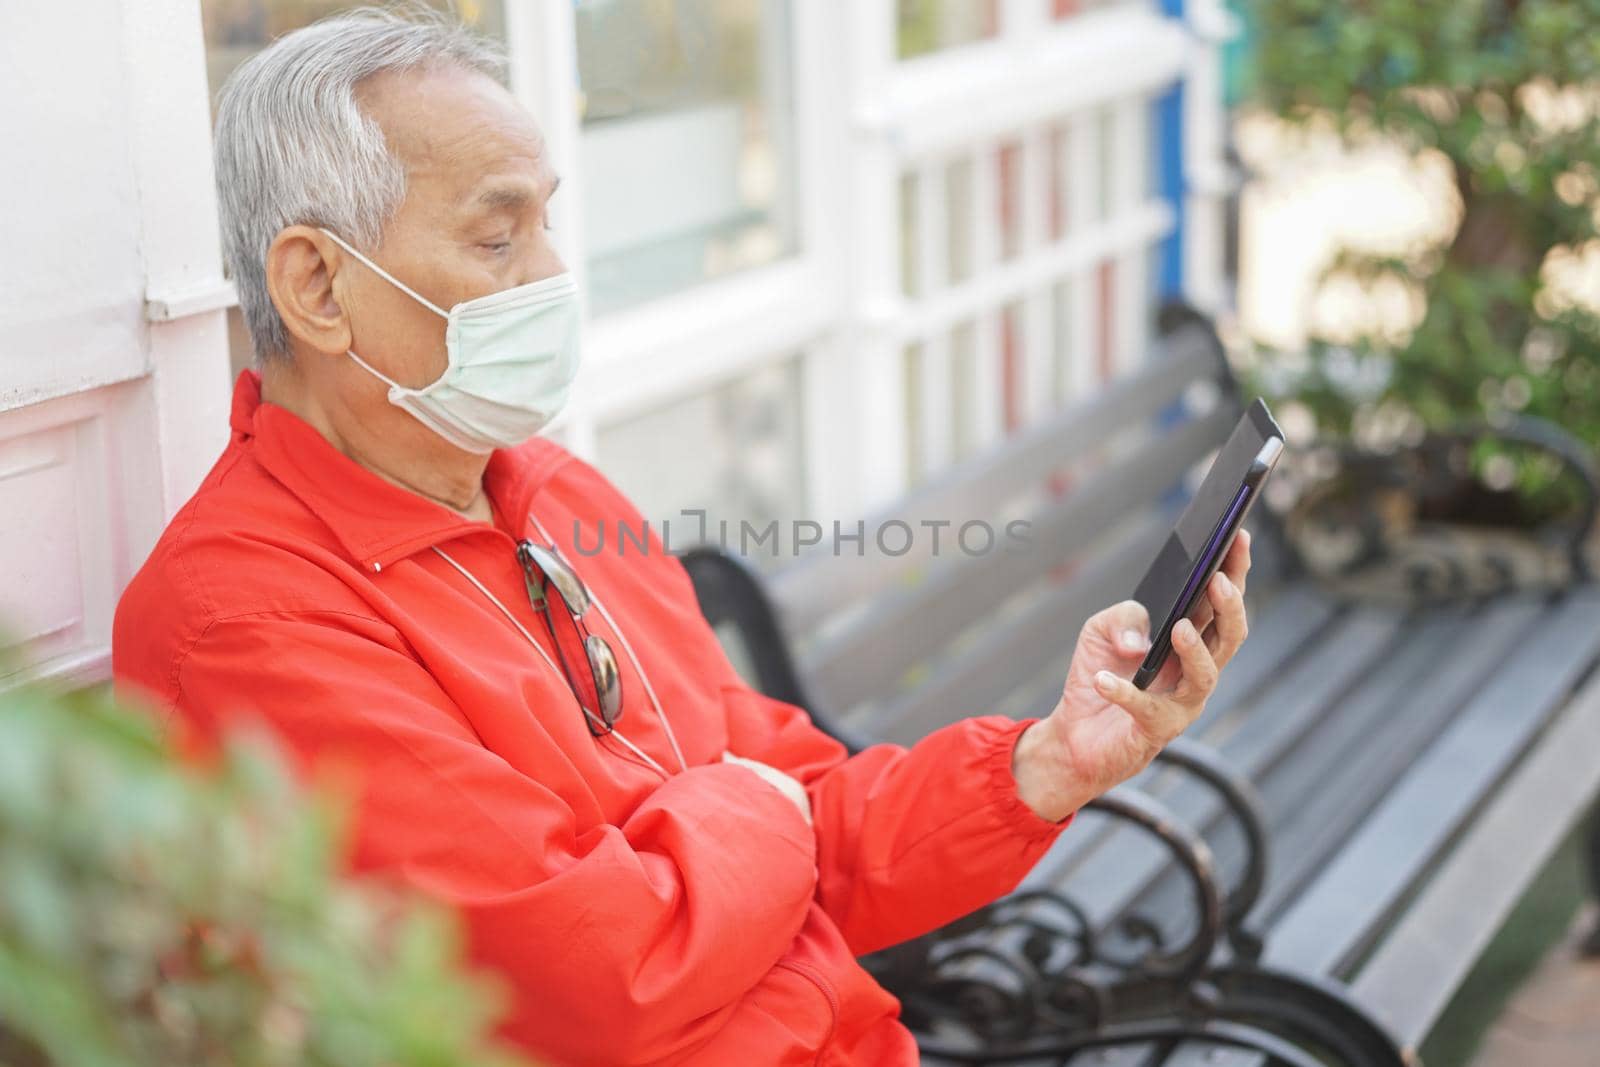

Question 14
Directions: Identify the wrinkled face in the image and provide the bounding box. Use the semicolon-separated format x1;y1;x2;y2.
337;63;564;389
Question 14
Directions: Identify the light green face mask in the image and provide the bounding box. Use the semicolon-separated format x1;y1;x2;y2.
320;227;582;454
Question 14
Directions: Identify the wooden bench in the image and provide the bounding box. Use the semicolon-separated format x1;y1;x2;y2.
681;307;1600;1067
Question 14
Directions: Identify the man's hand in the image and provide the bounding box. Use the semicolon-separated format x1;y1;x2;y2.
723;751;814;825
1012;530;1253;822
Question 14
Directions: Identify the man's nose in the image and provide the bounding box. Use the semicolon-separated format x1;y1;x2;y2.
516;244;567;287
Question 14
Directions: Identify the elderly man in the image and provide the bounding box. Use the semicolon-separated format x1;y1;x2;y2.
114;8;1249;1066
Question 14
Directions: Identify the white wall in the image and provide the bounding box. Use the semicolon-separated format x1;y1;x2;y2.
0;1;232;686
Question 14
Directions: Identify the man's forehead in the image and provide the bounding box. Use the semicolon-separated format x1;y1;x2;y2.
359;65;548;186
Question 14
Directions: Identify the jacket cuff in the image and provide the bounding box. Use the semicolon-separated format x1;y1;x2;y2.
984;716;1076;837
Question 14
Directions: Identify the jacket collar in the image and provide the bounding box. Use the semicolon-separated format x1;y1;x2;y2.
230;370;573;572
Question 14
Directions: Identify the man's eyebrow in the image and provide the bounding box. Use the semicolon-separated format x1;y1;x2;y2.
474;184;536;211
471;175;562;212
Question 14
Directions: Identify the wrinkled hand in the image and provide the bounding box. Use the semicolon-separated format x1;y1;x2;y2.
1012;530;1253;822
722;751;813;826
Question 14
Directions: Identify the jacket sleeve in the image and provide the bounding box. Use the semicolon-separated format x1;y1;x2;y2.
719;684;1073;957
164;610;820;1065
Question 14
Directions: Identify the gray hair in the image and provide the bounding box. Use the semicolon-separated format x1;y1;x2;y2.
214;4;504;361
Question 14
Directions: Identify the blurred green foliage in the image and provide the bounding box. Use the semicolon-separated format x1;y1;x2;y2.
0;684;533;1067
1249;0;1600;517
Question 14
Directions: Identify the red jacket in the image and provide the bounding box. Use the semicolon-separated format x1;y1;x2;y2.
113;371;1072;1066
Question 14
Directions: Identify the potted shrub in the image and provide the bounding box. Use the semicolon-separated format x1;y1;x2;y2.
1243;0;1600;595
0;681;534;1067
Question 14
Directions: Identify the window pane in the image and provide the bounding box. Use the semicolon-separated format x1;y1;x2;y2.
594;358;806;567
575;0;798;316
898;0;998;59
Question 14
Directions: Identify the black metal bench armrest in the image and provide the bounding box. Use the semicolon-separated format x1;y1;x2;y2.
677;544;875;751
1080;786;1226;984
1152;737;1271;958
1305;414;1599;581
1444;414;1600;578
921;1017;1335;1067
870;784;1226;1049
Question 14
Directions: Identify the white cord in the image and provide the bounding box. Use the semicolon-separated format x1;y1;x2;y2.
527;514;691;775
430;545;674;779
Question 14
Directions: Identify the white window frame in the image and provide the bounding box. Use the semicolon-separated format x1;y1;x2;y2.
515;0;1197;521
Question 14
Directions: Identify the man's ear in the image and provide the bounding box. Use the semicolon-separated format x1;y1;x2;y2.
265;225;354;357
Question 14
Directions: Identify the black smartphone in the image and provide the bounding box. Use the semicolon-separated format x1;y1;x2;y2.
1132;399;1284;690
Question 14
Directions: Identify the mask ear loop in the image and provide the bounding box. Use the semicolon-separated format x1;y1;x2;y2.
320;227;453;396
345;347;410;393
317;227;451;318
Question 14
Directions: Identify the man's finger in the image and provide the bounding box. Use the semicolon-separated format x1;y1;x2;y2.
1089;600;1152;658
1169;617;1219;709
1115;626;1151;658
1092;668;1180;740
1205;570;1248;669
1222;528;1252;599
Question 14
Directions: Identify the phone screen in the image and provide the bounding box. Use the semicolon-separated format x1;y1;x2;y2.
1131;399;1283;689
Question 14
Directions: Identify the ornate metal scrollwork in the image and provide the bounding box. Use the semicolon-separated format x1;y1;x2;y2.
866;785;1225;1052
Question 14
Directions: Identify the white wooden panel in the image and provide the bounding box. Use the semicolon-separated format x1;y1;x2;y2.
1018;129;1055;423
1063;271;1098;398
1117;247;1150;373
1066;110;1103;389
914;163;955;475
579;260;831;424
0;425;85;654
896;201;1171;343
0;383;167;687
795;0;865;522
1182;0;1235;313
128;0;229;314
968;146;1005;450
125;0;234;518
0;2;147;409
876;8;1186;162
0;0;229;687
1110;95;1148;214
832;0;909;512
1110;95;1150;373
1001;0;1052;38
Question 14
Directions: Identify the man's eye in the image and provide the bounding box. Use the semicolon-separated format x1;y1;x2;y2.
482;241;512;254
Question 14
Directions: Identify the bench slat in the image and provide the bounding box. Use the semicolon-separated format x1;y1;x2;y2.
1087;609;1470;923
1063;1042;1161;1066
1126;601;1531;945
770;329;1224;635
1349;653;1600;1046
1251;599;1540;921
1002;579;1340;749
1014;594;1384;896
1210;607;1406;779
1194;584;1339;727
1263;587;1600;978
1031;606;1410;936
804;404;1238;715
1161;1043;1268;1067
867;514;1171;744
